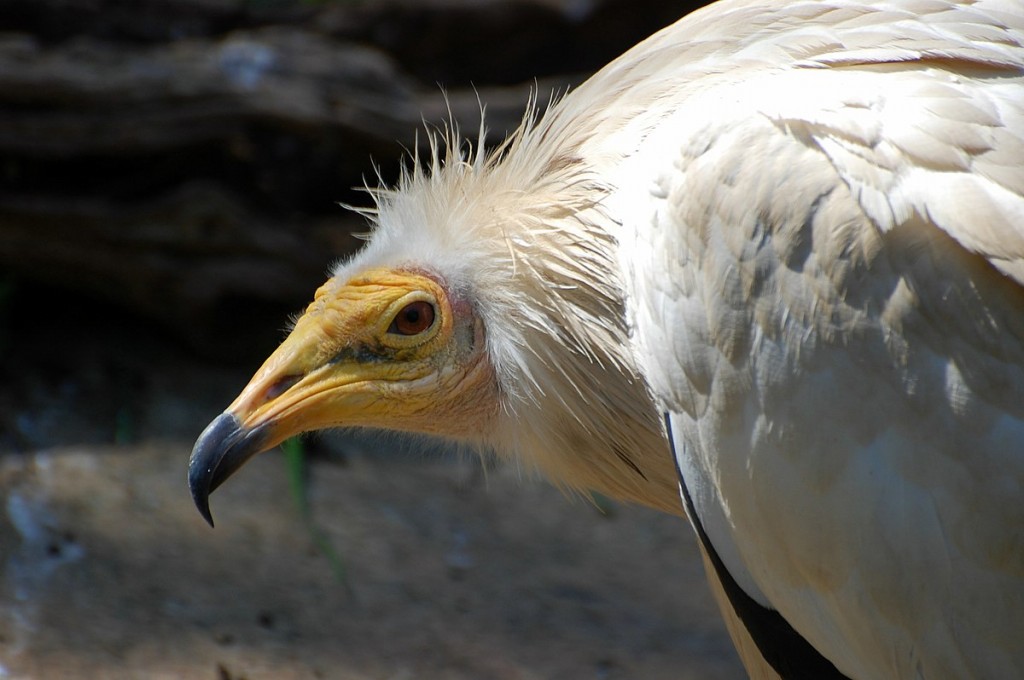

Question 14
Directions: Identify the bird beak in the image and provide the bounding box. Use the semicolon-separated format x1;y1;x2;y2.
188;411;270;527
188;269;462;527
188;295;363;527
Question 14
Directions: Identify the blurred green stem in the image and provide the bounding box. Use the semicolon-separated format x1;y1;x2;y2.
282;437;353;597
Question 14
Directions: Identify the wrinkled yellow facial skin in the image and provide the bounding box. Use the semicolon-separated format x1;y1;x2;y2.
225;268;496;452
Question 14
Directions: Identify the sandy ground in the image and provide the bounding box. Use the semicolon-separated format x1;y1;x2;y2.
0;299;744;679
0;442;745;679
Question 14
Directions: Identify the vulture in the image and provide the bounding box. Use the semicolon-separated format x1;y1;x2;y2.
189;1;1024;678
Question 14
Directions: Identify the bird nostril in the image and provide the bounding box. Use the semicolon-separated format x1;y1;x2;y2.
264;374;302;402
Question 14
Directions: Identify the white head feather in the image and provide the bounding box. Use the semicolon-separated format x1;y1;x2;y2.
331;103;681;513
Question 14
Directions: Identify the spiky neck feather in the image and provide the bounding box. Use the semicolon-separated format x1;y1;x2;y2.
335;110;682;515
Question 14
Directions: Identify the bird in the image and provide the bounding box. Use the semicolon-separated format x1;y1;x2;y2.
188;1;1024;678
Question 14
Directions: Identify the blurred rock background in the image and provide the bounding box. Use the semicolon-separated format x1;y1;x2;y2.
0;0;707;449
0;1;745;678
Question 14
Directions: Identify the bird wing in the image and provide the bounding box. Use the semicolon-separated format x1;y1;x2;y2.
596;1;1024;678
764;53;1024;285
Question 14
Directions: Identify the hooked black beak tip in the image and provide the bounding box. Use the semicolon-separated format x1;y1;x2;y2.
188;412;268;528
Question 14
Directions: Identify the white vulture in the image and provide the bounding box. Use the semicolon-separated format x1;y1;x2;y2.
189;1;1024;677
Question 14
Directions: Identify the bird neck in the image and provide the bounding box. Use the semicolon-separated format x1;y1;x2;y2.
474;177;681;516
492;366;683;516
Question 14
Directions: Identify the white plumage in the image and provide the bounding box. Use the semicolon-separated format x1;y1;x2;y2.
605;2;1024;677
190;1;1024;677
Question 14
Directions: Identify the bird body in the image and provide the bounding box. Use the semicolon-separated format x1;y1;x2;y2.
190;2;1024;678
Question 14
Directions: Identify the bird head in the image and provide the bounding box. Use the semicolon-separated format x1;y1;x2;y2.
190;119;682;526
188;263;499;525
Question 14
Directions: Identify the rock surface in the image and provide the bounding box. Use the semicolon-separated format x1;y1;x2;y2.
0;0;704;355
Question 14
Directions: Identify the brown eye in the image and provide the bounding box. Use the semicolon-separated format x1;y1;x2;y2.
388;301;436;336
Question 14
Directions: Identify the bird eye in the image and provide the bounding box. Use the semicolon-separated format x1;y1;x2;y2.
388;301;436;336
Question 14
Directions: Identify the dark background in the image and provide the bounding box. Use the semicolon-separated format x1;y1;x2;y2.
0;0;703;453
